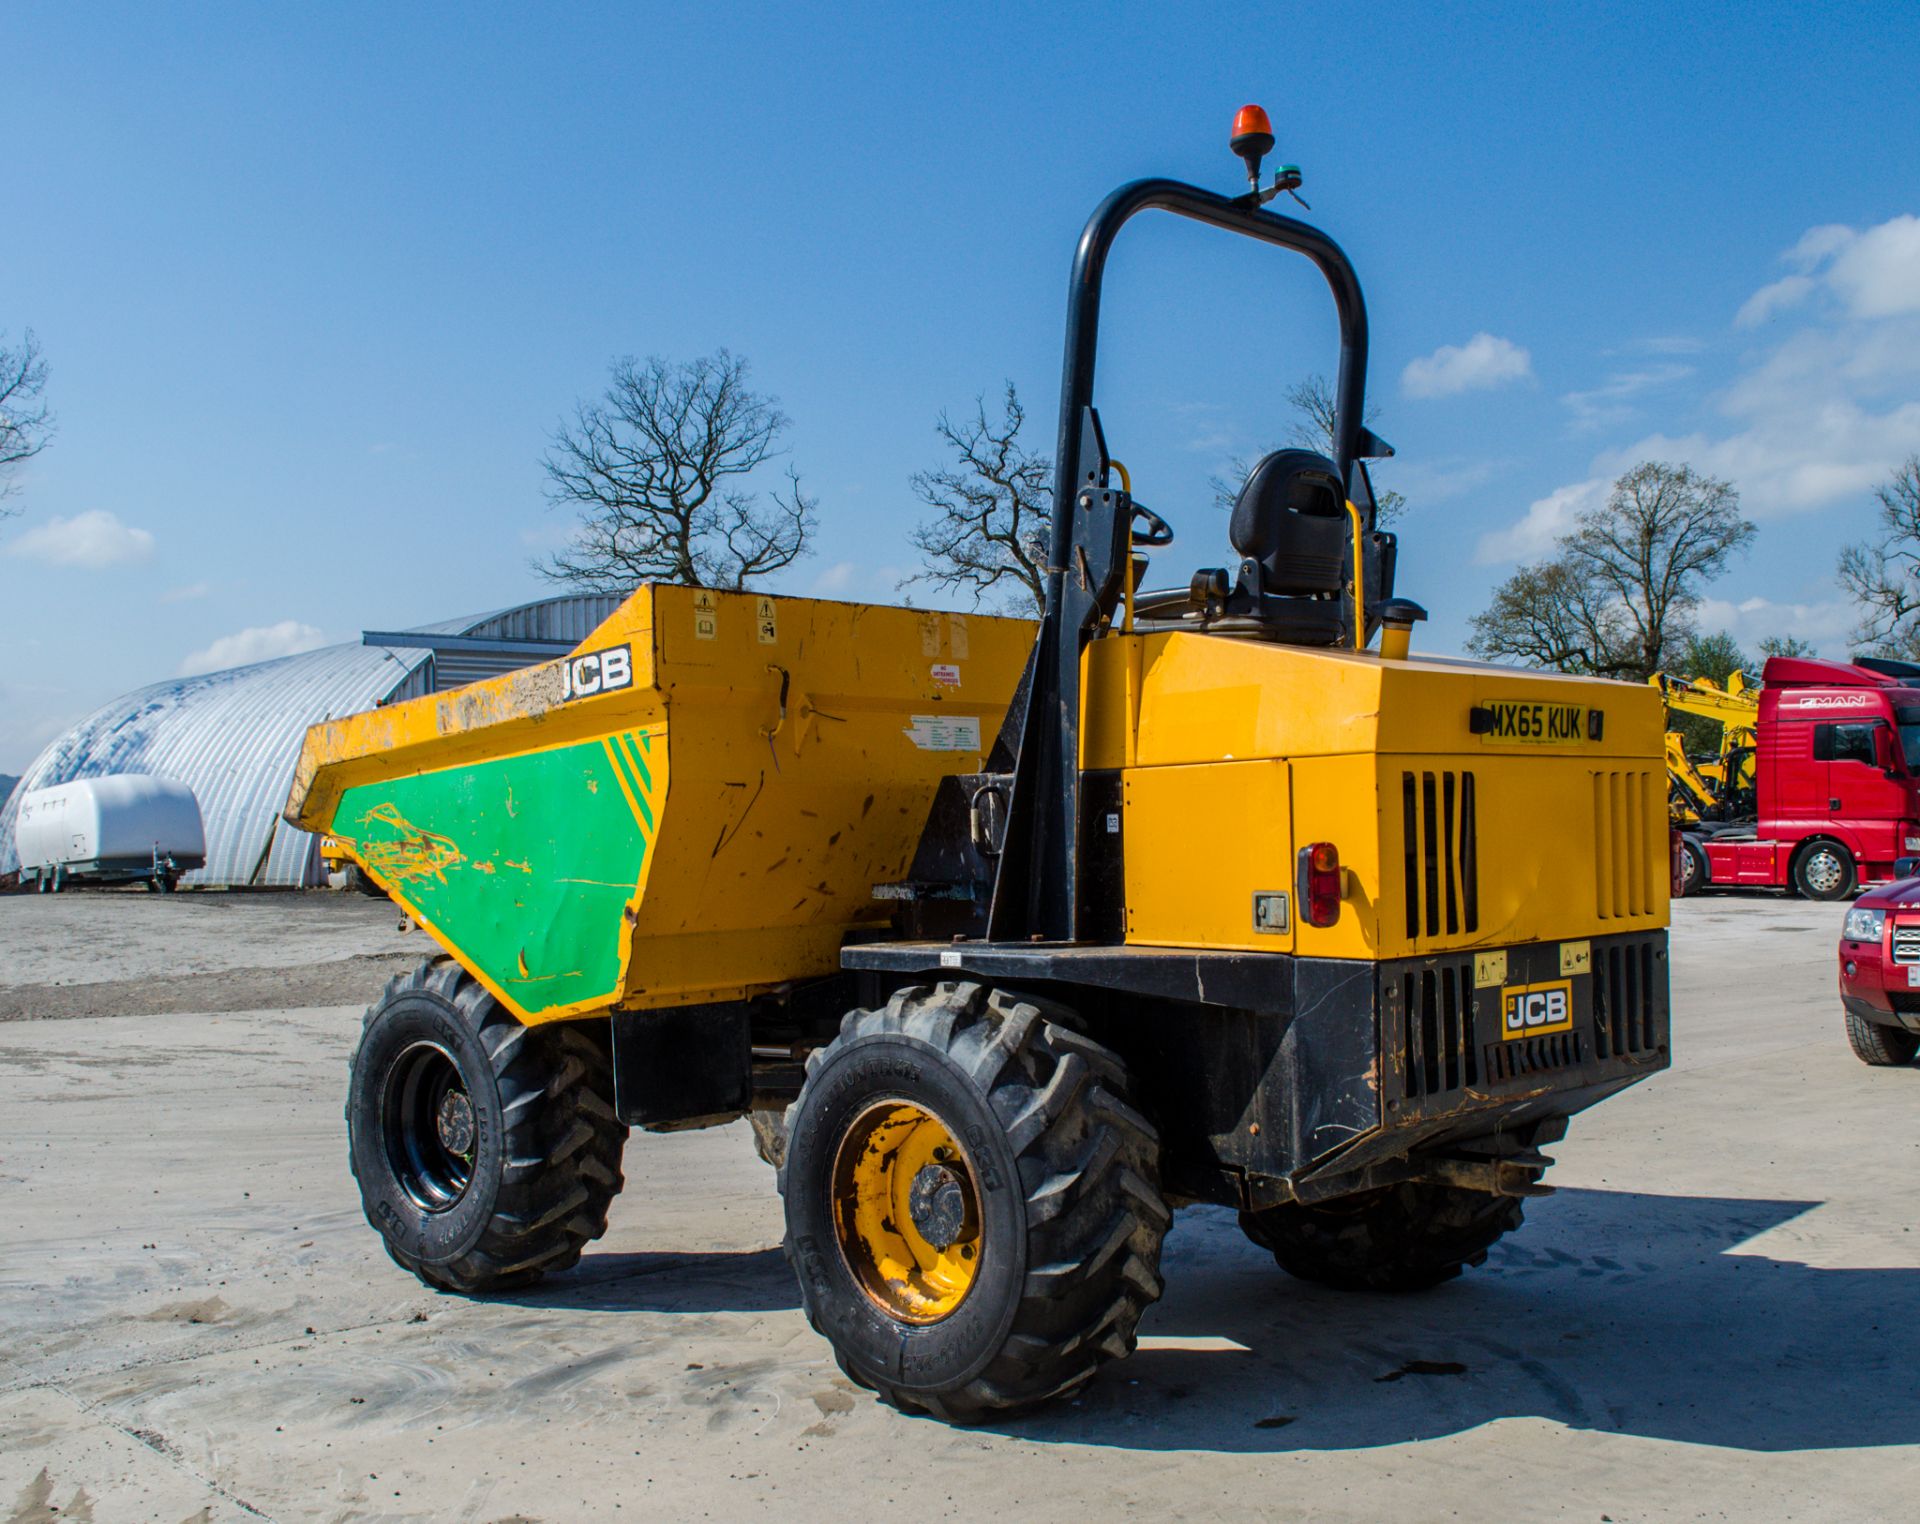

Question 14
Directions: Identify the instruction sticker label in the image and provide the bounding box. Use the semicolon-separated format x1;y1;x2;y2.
693;589;719;641
755;595;778;644
948;614;969;659
903;714;982;752
931;662;961;688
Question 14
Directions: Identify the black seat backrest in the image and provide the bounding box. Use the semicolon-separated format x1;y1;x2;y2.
1228;449;1349;596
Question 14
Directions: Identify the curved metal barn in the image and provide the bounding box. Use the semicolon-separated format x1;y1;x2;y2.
0;594;621;888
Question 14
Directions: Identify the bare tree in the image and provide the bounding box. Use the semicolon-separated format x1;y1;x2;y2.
1467;557;1631;675
1837;456;1920;659
1469;462;1755;681
903;382;1052;615
0;330;53;513
539;350;816;592
1210;375;1407;524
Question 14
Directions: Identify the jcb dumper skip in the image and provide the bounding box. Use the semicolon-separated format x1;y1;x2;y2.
287;108;1673;1423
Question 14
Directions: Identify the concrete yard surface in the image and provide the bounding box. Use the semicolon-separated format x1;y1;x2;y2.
1;891;1915;1522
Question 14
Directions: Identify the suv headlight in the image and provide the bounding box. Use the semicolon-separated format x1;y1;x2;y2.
1844;907;1886;943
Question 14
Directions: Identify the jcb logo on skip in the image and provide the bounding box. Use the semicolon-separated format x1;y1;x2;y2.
560;644;633;701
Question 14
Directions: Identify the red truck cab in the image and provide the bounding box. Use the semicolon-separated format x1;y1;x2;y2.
1695;658;1920;900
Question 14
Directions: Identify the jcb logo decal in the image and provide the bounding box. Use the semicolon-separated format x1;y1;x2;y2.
1501;978;1574;1040
560;644;633;702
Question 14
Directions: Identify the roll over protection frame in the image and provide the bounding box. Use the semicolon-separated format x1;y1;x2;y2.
987;177;1375;944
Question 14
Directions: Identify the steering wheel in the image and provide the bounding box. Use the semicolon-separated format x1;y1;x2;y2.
1129;502;1174;547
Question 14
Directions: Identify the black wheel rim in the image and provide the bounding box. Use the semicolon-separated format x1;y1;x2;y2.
381;1039;477;1212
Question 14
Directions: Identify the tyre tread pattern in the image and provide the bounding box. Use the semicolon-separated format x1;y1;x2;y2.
782;981;1168;1422
350;957;628;1294
1844;1010;1920;1066
1239;1181;1523;1293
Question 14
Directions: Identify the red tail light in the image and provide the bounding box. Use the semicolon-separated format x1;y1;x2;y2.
1298;841;1342;927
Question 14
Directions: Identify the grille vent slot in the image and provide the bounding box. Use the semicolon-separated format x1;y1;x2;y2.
1486;1028;1584;1081
1402;770;1479;941
1592;939;1657;1058
1398;961;1479;1099
1891;926;1920;965
1593;769;1659;919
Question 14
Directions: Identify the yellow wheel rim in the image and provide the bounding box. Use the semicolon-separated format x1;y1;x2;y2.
831;1099;984;1324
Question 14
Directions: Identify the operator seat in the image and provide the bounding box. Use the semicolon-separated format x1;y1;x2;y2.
1220;448;1351;644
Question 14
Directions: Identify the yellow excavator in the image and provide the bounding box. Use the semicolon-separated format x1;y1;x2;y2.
1652;671;1759;824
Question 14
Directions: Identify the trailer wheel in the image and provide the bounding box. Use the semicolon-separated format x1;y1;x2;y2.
1792;840;1855;901
780;982;1169;1422
1239;1181;1523;1293
1845;1010;1920;1066
347;958;627;1293
1677;838;1708;897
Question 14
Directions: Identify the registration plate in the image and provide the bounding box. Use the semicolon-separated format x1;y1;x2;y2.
1906;965;1920;989
1473;698;1593;746
1500;978;1575;1040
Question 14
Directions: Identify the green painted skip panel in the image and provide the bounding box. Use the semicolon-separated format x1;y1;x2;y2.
335;732;658;1017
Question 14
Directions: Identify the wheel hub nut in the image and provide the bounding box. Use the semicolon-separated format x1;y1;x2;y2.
436;1089;475;1155
908;1163;970;1250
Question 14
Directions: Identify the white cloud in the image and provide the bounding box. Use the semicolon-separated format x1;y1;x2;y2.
1829;214;1920;318
4;510;156;568
809;560;862;596
1694;594;1857;657
1739;214;1920;326
1735;275;1815;328
1402;333;1533;399
178;620;328;677
1474;478;1606;565
1562;363;1695;429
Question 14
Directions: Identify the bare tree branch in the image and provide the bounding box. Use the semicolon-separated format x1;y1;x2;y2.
1468;461;1755;681
1209;375;1407;525
1838;456;1920;659
538;350;814;592
902;382;1052;615
0;330;54;514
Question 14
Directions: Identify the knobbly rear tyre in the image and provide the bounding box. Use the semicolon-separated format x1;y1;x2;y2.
347;958;627;1293
1239;1181;1523;1293
780;982;1169;1422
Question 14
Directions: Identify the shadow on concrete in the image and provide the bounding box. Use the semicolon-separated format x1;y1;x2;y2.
507;1247;800;1315
975;1187;1919;1454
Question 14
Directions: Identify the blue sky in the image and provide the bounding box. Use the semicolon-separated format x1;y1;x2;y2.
4;2;1919;770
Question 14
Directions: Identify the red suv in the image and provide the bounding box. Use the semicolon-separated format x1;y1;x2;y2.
1837;877;1920;1065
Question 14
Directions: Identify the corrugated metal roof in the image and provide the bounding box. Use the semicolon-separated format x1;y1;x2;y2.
0;592;625;888
0;642;431;886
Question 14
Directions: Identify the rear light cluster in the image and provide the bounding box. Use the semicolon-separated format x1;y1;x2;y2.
1297;841;1343;927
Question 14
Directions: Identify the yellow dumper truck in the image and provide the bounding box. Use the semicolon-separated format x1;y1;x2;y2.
287;109;1672;1423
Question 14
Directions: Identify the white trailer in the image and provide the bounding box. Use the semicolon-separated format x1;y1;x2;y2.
15;775;206;892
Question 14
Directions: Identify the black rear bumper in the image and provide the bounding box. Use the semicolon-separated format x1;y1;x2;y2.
842;929;1671;1210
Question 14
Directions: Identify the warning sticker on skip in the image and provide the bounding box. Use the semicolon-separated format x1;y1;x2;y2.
903;714;982;752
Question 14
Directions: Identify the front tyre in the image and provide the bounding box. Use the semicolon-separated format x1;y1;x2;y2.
1845;1010;1920;1066
347;958;627;1293
780;982;1168;1422
1239;1181;1523;1293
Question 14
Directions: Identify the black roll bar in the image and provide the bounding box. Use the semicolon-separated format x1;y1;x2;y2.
988;177;1374;944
